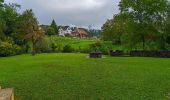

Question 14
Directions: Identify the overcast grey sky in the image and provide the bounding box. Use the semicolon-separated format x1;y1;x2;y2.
5;0;120;29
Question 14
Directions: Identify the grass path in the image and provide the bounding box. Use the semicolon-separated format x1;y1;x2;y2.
0;53;170;100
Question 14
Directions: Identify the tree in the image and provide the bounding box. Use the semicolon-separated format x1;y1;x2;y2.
0;0;5;39
50;19;58;35
2;3;20;36
102;14;125;44
45;27;56;36
17;9;44;55
88;25;101;38
119;0;168;49
102;19;114;41
0;17;5;39
0;0;4;7
164;2;170;49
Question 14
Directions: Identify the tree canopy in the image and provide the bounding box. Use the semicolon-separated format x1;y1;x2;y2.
50;19;58;35
102;0;170;50
17;9;44;55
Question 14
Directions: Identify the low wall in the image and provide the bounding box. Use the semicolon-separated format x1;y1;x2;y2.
130;50;170;58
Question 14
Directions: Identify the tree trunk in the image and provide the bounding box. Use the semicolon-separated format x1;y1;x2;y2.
32;37;36;56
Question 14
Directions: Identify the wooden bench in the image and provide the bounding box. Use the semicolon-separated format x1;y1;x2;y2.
0;86;14;100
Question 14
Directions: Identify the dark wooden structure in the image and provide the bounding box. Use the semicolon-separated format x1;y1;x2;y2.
110;50;123;56
89;52;102;58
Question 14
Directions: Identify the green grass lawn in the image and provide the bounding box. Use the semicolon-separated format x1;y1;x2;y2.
0;53;170;100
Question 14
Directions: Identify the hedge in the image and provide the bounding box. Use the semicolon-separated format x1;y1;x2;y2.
130;50;170;58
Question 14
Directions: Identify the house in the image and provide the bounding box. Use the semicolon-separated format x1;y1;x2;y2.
58;26;89;38
58;26;72;36
71;28;89;38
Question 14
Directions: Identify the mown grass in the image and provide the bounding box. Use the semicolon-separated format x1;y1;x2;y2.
0;53;170;100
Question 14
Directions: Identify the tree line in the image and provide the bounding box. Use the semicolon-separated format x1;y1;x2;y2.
102;0;170;50
0;1;60;56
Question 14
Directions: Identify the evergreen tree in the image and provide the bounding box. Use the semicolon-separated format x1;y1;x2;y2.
50;19;58;35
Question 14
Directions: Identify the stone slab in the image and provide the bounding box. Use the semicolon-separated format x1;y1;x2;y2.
0;88;14;100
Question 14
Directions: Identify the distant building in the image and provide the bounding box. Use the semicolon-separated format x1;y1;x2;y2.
58;26;72;36
58;26;89;38
71;28;88;38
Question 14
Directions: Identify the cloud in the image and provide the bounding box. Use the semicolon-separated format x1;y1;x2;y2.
5;0;120;29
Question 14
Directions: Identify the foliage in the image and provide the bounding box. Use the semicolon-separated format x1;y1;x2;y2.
62;45;74;53
164;6;170;49
44;26;56;36
88;26;101;38
65;34;72;38
0;18;5;39
103;0;170;50
102;14;125;44
44;37;122;54
50;19;58;35
35;38;52;53
0;41;21;57
89;41;102;52
47;36;96;53
0;0;4;9
89;41;115;54
119;0;168;50
17;9;44;55
2;4;20;36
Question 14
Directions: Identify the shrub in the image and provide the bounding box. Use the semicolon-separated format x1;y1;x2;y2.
13;44;22;55
89;41;102;52
0;42;18;57
89;41;112;54
65;34;72;38
63;45;74;53
35;38;52;53
77;46;91;53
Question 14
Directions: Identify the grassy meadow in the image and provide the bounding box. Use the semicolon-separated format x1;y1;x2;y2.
45;37;123;53
0;53;170;100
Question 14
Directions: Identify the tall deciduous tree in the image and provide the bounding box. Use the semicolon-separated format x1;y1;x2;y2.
102;14;125;44
0;0;5;39
50;19;58;35
17;9;44;55
3;4;20;36
0;0;4;7
119;0;168;49
164;2;170;49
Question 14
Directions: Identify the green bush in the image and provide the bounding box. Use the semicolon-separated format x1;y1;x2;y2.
89;41;111;54
75;46;91;53
89;41;102;52
65;34;72;38
35;38;52;53
0;42;23;57
41;36;120;54
63;45;74;53
0;42;14;57
13;44;22;55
